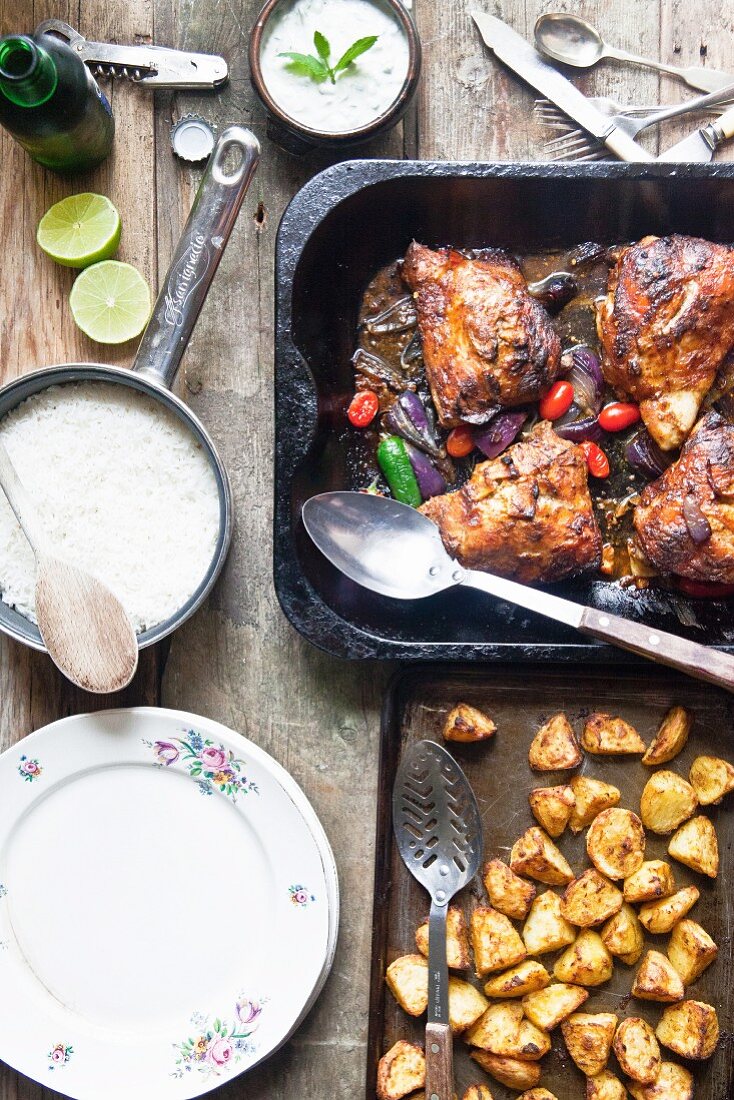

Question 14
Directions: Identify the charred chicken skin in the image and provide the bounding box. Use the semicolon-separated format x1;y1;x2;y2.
402;242;562;429
420;420;602;583
634;411;734;583
596;234;734;451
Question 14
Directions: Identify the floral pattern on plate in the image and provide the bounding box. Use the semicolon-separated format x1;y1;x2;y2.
48;1043;73;1070
171;997;264;1080
289;884;315;907
144;730;259;803
0;884;6;899
17;755;42;782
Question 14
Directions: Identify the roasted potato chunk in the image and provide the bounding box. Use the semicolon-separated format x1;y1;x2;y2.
623;860;675;905
640;890;698;940
553;930;614;987
522;981;589;1030
581;713;646;755
517;1092;558;1100
377;1041;426;1100
561;1012;617;1076
529;784;575;838
642;706;691;766
470;1051;541;1091
385;955;488;1031
631;949;685;1003
587;808;646;880
462;1087;494;1100
483;859;536;921
689;754;734;805
510;827;574;886
601;903;645;965
466;1001;522;1052
471;906;527;977
668;815;719;878
627;1061;694;1100
483;960;550;999
585;1070;628;1100
444;703;497;743
528;712;582;771
668;918;718;985
613;1017;661;1084
656;999;719;1060
569;776;621;833
561;869;623;927
640;771;698;834
522;890;577;955
416;906;471;969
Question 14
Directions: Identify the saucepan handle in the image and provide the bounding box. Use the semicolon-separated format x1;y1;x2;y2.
579;607;734;693
133;125;260;389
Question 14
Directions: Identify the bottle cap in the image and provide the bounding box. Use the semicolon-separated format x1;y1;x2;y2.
170;114;216;163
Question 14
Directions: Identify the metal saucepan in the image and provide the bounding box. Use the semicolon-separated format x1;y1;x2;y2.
0;124;260;654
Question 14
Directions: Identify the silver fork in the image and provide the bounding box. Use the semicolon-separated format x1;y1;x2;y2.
537;83;734;161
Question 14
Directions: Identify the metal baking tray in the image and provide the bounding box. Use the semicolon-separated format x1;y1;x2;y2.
274;161;734;660
366;664;734;1099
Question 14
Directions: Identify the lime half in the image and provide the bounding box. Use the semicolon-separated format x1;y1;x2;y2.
37;193;121;268
70;261;150;345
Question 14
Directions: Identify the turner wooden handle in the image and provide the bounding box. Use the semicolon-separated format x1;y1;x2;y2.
579;607;734;693
425;1022;453;1100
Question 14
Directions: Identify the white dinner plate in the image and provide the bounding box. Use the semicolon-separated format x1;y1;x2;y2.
0;707;339;1100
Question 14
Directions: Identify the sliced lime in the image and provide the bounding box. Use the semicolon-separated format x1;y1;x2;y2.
37;193;121;268
69;261;150;345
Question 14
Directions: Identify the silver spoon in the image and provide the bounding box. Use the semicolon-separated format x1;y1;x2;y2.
393;739;482;1100
302;491;734;694
534;13;734;93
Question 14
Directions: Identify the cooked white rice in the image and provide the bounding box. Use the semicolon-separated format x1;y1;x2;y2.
0;381;220;633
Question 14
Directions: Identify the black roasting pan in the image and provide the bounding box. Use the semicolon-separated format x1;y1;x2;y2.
274;161;734;661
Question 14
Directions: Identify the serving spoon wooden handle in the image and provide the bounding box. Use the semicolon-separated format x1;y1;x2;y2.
0;442;138;693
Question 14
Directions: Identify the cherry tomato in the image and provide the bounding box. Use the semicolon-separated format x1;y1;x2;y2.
446;425;475;458
598;401;641;432
676;578;734;599
580;440;610;478
539;380;574;421
347;389;379;428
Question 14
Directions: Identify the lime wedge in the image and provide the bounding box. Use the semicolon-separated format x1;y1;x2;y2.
69;261;150;345
37;193;121;268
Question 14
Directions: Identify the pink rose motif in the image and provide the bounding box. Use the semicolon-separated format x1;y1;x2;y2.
200;746;227;772
21;760;40;775
208;1038;233;1067
154;741;180;766
51;1047;65;1064
294;890;308;904
236;999;262;1027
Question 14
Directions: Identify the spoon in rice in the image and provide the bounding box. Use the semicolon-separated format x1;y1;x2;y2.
0;441;138;693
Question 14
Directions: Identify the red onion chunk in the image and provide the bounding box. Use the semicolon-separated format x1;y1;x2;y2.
474;412;527;459
625;429;674;480
404;443;447;499
561;345;604;416
553;414;603;443
683;495;712;545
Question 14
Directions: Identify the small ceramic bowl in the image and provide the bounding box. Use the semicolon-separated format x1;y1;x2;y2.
249;0;421;154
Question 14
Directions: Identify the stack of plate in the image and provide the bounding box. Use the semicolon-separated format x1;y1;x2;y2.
0;708;338;1099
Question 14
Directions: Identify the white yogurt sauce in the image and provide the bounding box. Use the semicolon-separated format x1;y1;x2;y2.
260;0;410;134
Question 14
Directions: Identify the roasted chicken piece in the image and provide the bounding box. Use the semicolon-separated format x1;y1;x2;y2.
420;421;601;583
633;411;734;583
402;243;562;428
596;234;734;451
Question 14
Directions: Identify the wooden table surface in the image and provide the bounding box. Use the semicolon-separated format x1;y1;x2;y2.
1;1;733;1097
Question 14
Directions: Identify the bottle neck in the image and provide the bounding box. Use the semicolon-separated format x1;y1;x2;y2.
0;36;58;108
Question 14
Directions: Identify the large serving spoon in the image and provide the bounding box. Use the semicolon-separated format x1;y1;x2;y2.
534;13;734;93
303;491;734;694
0;442;138;693
393;739;482;1100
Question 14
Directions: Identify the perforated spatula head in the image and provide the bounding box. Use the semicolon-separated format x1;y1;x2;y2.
392;740;483;904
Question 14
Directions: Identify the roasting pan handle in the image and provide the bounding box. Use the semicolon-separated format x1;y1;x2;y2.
579;607;734;694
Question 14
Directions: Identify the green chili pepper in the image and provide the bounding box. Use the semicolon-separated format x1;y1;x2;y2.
377;435;422;507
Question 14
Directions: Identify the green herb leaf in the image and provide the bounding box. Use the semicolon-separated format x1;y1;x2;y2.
278;51;329;80
333;34;378;74
313;30;331;61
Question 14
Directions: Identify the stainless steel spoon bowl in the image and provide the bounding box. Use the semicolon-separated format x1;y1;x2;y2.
302;491;734;693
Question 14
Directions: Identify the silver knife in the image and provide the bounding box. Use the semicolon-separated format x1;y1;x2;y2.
657;104;734;161
471;11;653;162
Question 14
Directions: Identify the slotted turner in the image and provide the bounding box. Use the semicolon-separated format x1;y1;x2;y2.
392;740;483;1100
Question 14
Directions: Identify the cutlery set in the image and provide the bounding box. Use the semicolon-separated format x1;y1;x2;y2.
470;11;734;162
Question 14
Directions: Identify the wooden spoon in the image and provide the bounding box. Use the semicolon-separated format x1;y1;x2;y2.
0;442;138;693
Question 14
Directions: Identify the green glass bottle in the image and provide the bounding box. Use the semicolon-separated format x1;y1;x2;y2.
0;32;114;172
